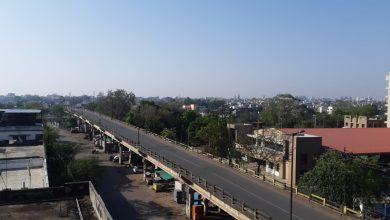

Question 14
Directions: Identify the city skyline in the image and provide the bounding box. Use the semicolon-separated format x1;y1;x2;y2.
1;1;389;99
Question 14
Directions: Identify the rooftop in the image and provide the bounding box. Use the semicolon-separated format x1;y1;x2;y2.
0;197;97;220
0;109;41;114
0;145;45;159
281;128;390;155
0;168;47;190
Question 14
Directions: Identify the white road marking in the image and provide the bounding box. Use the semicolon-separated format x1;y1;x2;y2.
213;173;305;220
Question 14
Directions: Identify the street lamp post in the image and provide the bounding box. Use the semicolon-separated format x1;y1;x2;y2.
290;130;305;220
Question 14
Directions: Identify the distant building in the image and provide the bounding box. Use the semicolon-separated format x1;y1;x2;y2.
0;109;43;145
317;106;326;113
0;109;48;190
227;122;263;143
386;72;390;127
240;128;323;187
344;115;385;128
182;104;197;111
327;106;334;115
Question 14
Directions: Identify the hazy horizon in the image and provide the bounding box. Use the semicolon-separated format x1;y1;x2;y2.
1;1;389;99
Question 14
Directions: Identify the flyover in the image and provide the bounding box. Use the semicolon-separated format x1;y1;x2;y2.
69;108;347;220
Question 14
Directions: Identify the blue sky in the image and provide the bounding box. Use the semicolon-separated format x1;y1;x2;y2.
0;1;389;99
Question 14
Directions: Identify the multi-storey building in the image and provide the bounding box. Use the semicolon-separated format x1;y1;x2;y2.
344;115;385;128
0;109;48;190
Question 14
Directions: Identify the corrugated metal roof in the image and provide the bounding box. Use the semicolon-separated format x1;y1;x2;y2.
0;109;41;113
280;128;390;155
155;170;174;181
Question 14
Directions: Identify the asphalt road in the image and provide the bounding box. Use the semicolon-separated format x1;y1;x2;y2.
74;109;349;220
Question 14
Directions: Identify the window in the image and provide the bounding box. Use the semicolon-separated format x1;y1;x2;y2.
269;162;274;170
362;124;365;128
276;163;280;171
356;124;359;127
351;123;354;127
346;122;349;126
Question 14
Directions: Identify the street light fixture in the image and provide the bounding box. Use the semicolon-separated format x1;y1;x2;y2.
290;130;305;220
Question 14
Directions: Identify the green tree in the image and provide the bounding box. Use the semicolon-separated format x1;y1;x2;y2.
70;157;101;183
48;105;65;117
96;89;135;119
260;94;314;128
161;128;176;140
44;127;59;146
299;150;384;207
44;127;79;186
195;116;230;157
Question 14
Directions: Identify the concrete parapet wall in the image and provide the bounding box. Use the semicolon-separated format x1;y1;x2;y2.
89;182;113;220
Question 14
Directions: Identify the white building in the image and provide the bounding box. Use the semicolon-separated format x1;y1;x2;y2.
0;109;48;190
327;106;334;115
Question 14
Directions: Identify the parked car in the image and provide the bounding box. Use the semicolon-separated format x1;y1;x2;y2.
132;166;143;173
70;127;79;133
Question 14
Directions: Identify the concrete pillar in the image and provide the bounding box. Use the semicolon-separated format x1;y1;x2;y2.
143;159;147;173
119;145;122;164
203;199;209;216
186;187;194;219
128;151;133;165
102;135;106;152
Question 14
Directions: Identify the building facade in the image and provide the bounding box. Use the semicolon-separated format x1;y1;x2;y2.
344;115;385;128
0;109;48;190
387;72;390;127
237;128;324;187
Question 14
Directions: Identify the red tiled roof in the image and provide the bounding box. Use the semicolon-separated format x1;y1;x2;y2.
280;128;390;155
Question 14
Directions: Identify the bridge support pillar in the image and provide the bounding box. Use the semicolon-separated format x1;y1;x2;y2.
119;145;123;164
203;199;209;216
186;187;194;219
102;135;106;152
143;159;147;173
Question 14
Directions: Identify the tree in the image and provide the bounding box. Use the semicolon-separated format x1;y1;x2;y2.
161;128;176;140
70;157;101;183
96;89;135;119
44;127;59;147
260;94;314;128
195;116;230;157
298;150;384;208
44;127;79;186
48;105;65;117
